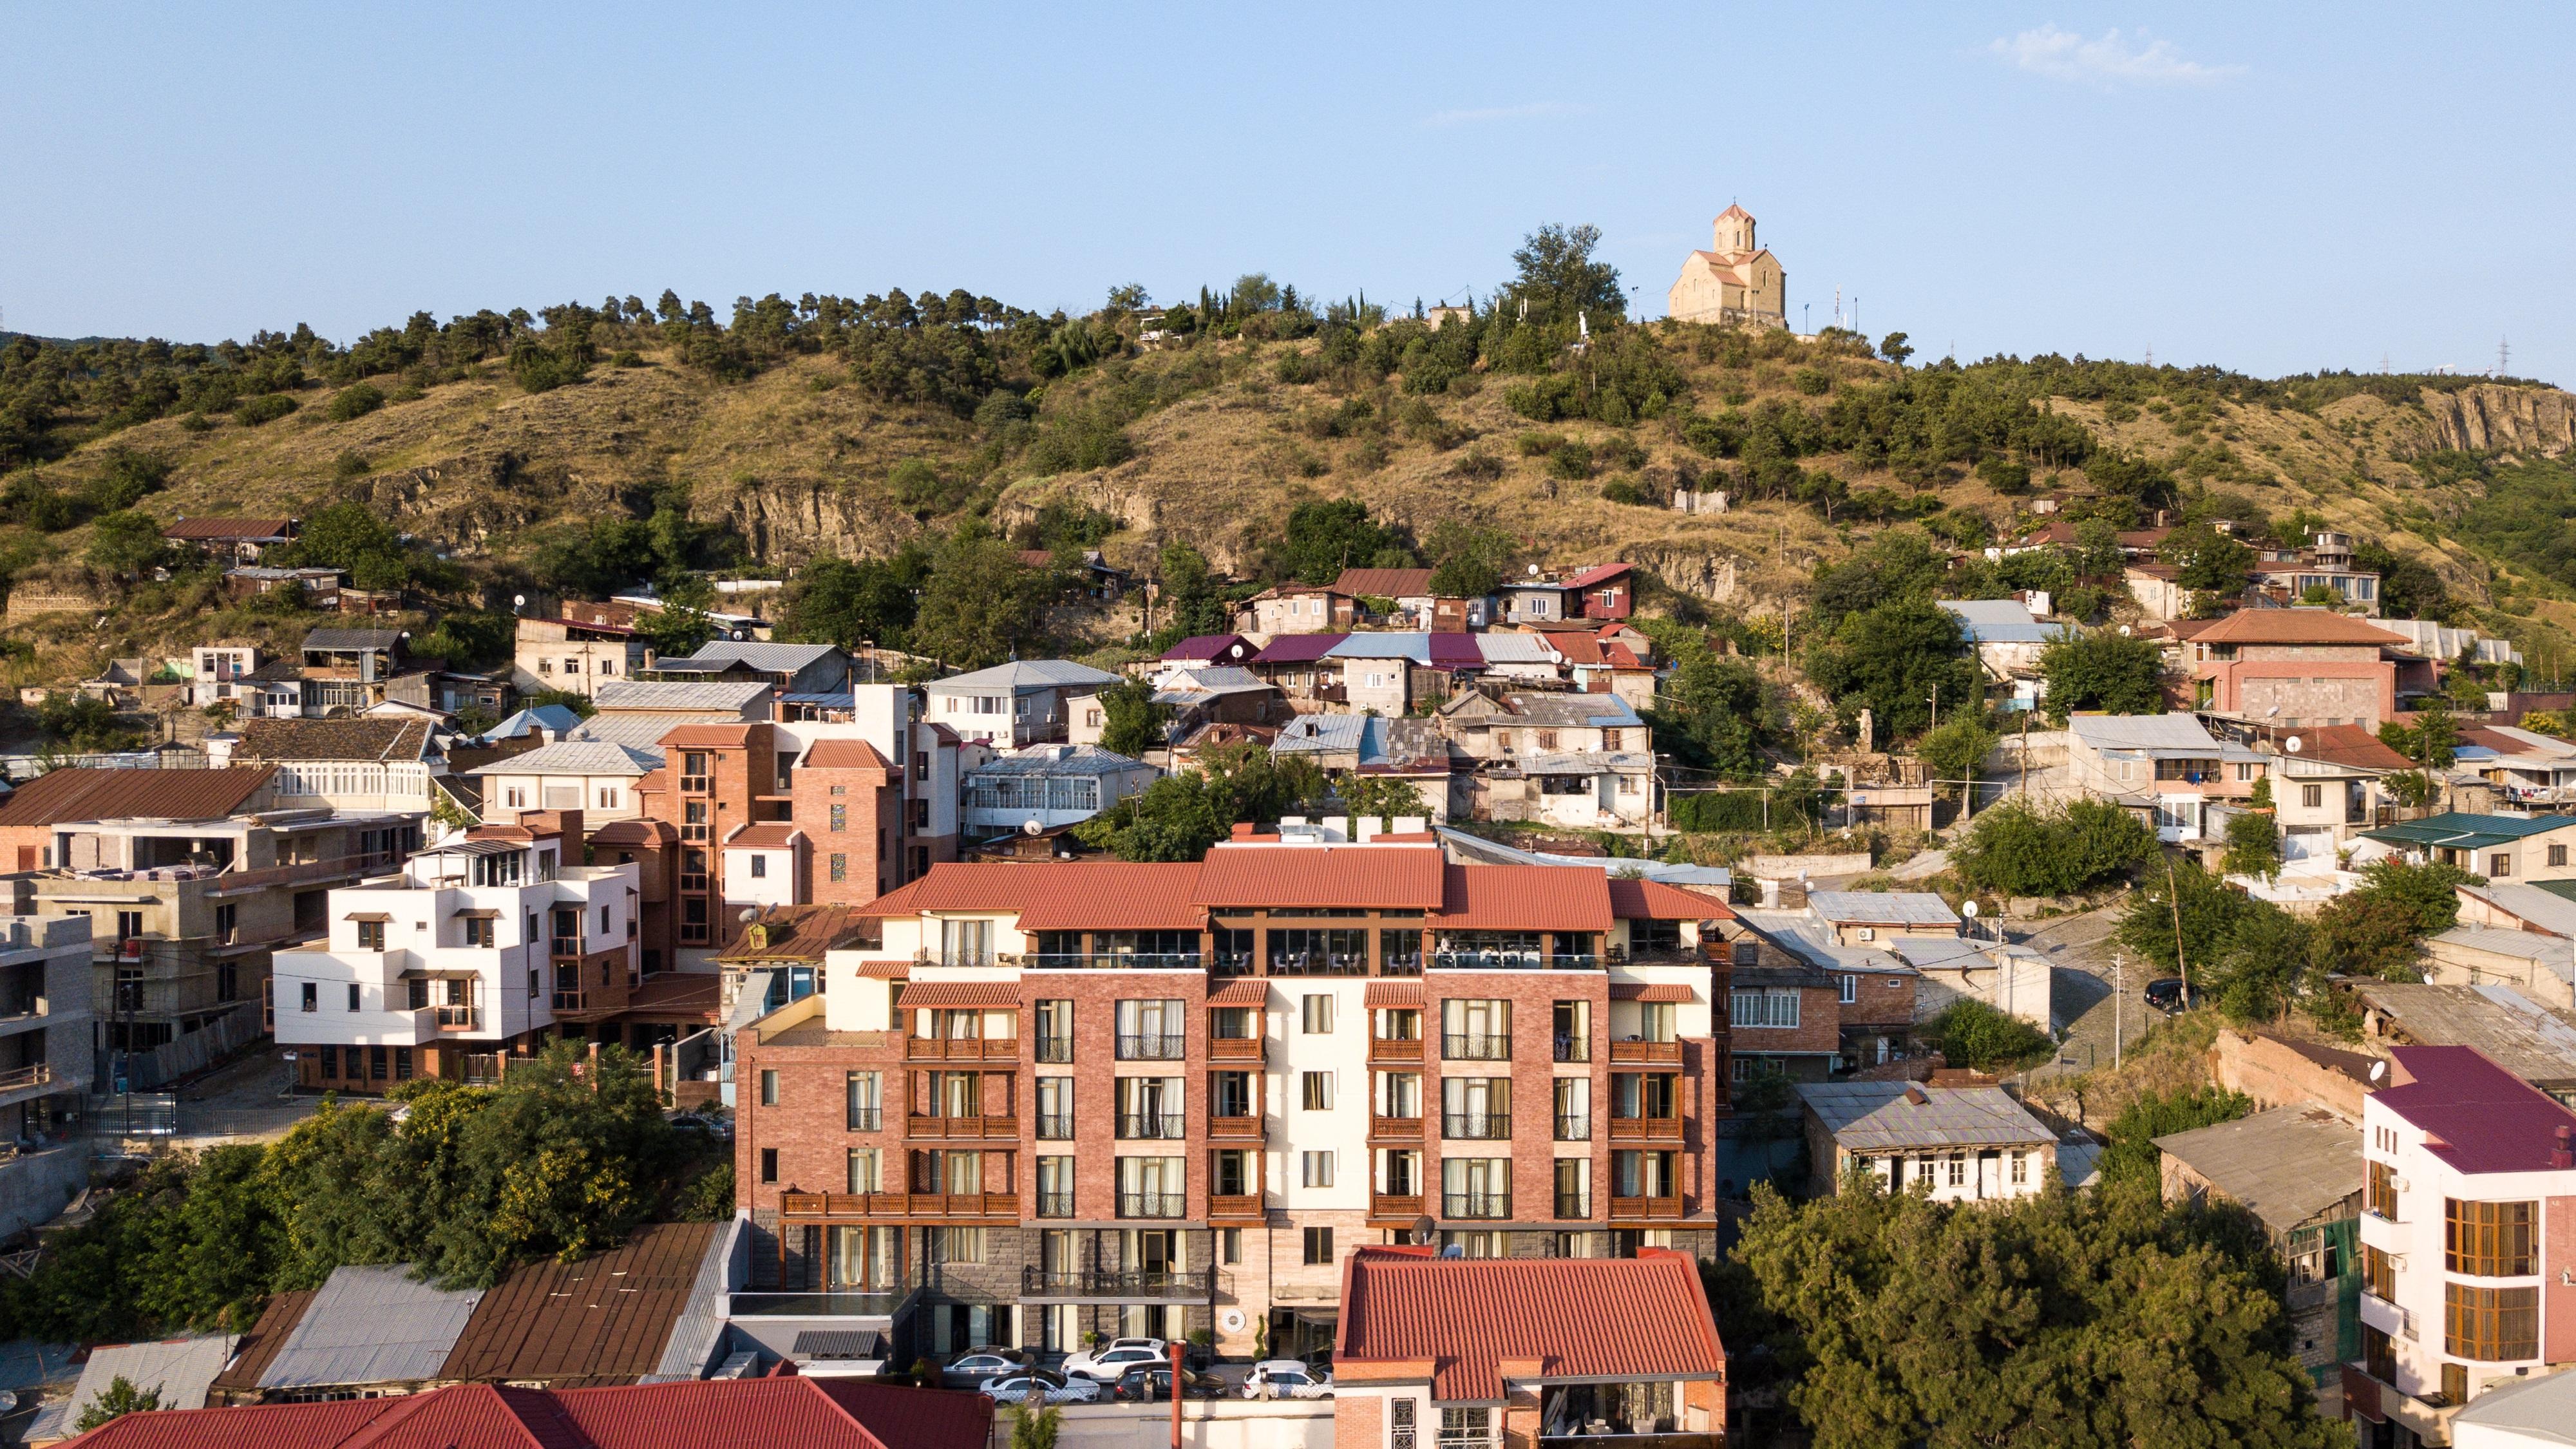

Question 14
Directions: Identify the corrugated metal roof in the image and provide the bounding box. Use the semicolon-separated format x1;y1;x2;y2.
437;1222;717;1386
1430;864;1613;933
1493;692;1642;728
258;1264;483;1388
0;765;274;828
33;1334;235;1438
210;1289;314;1394
2354;981;2576;1083
590;680;772;712
1797;1082;2056;1150
166;516;292;541
679;641;842;673
479;705;584;743
1474;633;1560;665
2152;1104;2363;1235
966;744;1151;778
1807;891;1960;927
235;717;435;763
463;742;659;778
1326;633;1432;664
1336;1245;1725;1403
923;660;1121;694
2451;1365;2576;1435
1274;714;1370;753
860;862;1208;932
2065;712;2222;755
2375;1045;2576;1173
1249;633;1347;664
300;628;404;651
2431;925;2576;972
1161;634;1254;662
2367;811;2576;851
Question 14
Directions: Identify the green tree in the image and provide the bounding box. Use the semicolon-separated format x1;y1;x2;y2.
1421;520;1513;600
911;524;1058;668
2038;629;2166;719
2157;520;2255;594
1507;223;1626;322
1008;1402;1063;1449
1732;1173;2337;1448
1917;716;1998;796
1878;332;1913;366
85;509;169;578
1803;598;1976;740
1153;540;1230;641
1649;638;1772;781
2070;518;2126;578
2221;808;2281;882
74;1376;164;1433
1271;499;1406;585
1924;999;2051;1073
1334;772;1428;823
1074;743;1324;860
1951;798;2155;897
2116;857;2255;976
780;547;928;653
2381;699;2461;771
34;694;142;752
2098;1086;2251;1187
2204;903;2315;1023
1095;676;1167;757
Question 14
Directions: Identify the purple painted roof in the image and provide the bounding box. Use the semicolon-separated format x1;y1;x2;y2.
1253;633;1349;664
1162;634;1250;662
1427;633;1483;669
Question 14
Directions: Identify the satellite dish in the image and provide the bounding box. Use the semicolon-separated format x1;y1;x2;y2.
738;907;759;924
1526;564;1540;577
2266;706;2281;718
513;594;526;609
1022;818;1045;837
2117;625;2132;636
2286;736;2303;754
1220;1309;1247;1334
1962;900;1979;918
2369;1060;2387;1083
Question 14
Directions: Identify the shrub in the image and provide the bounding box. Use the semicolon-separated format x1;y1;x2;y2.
234;393;298;426
1454;450;1503;482
326;383;385;422
1599;477;1649;506
1792;366;1833;395
1926;999;2052;1074
1547;440;1593;480
332;450;371;481
611;350;644;368
1953;797;2155;897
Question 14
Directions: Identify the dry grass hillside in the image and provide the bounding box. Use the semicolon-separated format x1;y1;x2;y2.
17;325;2576;670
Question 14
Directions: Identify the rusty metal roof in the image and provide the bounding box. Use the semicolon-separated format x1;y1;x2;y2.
437;1222;719;1386
860;862;1207;932
0;764;275;828
1430;864;1612;934
1191;844;1447;910
1337;1245;1724;1403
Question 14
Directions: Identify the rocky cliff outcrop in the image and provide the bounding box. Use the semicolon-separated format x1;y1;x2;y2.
2423;384;2576;457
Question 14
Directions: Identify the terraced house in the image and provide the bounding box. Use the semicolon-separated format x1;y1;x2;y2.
728;823;1733;1365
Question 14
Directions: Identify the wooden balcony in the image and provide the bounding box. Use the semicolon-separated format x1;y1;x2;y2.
1370;1114;1425;1141
1609;1040;1683;1065
1609;1193;1685;1221
905;1113;1019;1141
1209;1193;1265;1223
1369;1192;1425;1223
777;1191;1020;1220
1609;1115;1684;1141
906;1036;1019;1062
1208;1113;1264;1141
1208;1036;1264;1063
1368;1037;1423;1064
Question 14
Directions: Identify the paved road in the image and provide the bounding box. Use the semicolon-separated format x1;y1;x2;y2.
173;1045;319;1142
2003;905;2157;1084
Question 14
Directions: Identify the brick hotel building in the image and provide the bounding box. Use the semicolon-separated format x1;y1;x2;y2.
732;824;1734;1360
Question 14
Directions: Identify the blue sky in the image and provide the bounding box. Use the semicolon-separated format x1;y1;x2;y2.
5;3;2571;383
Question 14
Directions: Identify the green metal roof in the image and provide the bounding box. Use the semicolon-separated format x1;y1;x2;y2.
2362;812;2576;851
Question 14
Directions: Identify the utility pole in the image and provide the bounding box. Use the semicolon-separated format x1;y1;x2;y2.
1928;684;1938;734
2164;855;2189;1002
2112;953;2125;1070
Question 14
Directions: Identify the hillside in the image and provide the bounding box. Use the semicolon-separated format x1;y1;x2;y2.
6;303;2576;685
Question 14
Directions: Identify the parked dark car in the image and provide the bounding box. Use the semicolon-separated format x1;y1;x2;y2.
1112;1365;1227;1401
2143;978;2203;1014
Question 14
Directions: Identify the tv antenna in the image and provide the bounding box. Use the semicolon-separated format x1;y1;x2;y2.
2499;336;2511;376
2144;344;2154;368
2380;352;2392;375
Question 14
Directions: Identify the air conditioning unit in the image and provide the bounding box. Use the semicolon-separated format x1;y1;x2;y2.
1857;927;1877;942
2393;1176;2411;1193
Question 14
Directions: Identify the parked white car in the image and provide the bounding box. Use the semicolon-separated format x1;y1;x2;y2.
1242;1360;1333;1399
981;1373;1101;1405
1062;1337;1170;1383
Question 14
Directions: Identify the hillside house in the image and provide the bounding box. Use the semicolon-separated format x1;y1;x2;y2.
164;516;296;565
2155;1104;2365;1387
920;660;1119;749
2185;609;2426;729
1799;1081;2059;1200
1242;583;1356;635
2063;712;2266;844
1329;566;1488;630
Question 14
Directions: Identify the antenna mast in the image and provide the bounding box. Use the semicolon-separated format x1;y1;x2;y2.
2499;336;2511;376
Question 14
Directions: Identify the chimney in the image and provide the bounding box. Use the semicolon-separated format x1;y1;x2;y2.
1230;822;1257;841
1904;1084;1930;1106
2554;1126;2572;1171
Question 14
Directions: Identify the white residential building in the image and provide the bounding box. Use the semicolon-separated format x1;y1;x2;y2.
269;819;639;1092
2354;1044;2576;1444
960;744;1157;839
464;742;657;821
922;661;1122;749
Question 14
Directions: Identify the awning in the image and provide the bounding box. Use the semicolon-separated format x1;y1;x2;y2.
1364;981;1424;1008
894;980;1019;1009
452;908;501;920
1206;978;1270;1007
343;912;393;923
1611;983;1696;1003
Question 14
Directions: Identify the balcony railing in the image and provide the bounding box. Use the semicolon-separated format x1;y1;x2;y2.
1117;1112;1188;1140
1555;1112;1592;1142
432;1004;480;1030
1209;1193;1264;1221
1035;1191;1074;1218
1443;1191;1512;1220
1372;1113;1424;1139
1025;952;1203;971
905;1113;1018;1139
847;1107;883;1132
1208;1036;1264;1062
1554;1193;1591;1221
1380;954;1424;978
550;937;582;959
1443;1032;1511;1061
1034;1036;1073;1065
1369;1036;1423;1063
1432;949;1546;971
1553;1035;1589;1063
1610;1194;1685;1221
0;1063;54;1094
907;1036;1018;1061
1611;1115;1683;1141
777;1191;1020;1219
1035;1113;1074;1140
1610;1039;1683;1065
1371;1192;1425;1220
1443;1112;1511;1141
1118;1191;1186;1219
1208;1113;1263;1141
1021;1267;1215;1298
1265;955;1368;978
1116;1033;1187;1061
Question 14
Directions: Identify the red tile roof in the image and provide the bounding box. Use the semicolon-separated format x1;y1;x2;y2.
895;980;1020;1009
1564;563;1633;590
1607;878;1733;922
1430;865;1613;934
1192;844;1448;911
2294;723;2410;771
800;739;891;771
656;724;759;748
164;516;292;542
2192;611;2410;647
59;1376;990;1449
0;765;275;828
589;819;677;848
2380;1045;2576;1174
859;862;1207;931
723;823;804;849
1205;978;1271;1007
1336;1245;1725;1402
1611;983;1696;1002
1365;981;1425;1007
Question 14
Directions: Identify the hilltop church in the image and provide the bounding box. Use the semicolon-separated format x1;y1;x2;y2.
1667;204;1786;328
